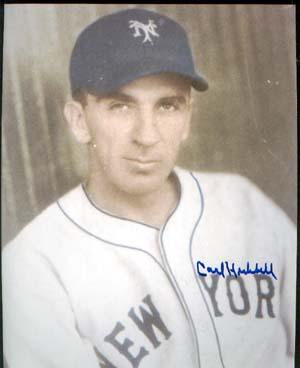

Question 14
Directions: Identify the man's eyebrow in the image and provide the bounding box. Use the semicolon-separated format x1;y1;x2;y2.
96;92;136;103
158;95;189;104
95;93;189;104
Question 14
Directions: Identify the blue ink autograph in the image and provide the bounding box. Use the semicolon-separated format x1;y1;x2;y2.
196;260;277;280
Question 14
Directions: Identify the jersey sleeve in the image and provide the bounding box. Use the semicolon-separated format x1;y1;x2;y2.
2;237;100;368
239;175;297;358
277;209;297;357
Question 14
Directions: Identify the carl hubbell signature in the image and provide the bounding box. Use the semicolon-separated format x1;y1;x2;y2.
196;260;277;280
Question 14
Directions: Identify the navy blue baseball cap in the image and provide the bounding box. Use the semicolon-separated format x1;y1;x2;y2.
70;8;208;96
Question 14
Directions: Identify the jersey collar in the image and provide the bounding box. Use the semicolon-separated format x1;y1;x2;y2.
57;167;203;262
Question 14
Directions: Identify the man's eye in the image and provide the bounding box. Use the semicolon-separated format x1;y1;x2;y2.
109;103;130;111
159;103;178;112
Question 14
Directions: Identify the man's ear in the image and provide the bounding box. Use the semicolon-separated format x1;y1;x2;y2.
63;101;91;144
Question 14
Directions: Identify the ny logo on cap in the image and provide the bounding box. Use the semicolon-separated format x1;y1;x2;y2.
129;19;159;44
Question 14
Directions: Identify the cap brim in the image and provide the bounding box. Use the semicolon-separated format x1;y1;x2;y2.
190;73;209;91
86;59;209;96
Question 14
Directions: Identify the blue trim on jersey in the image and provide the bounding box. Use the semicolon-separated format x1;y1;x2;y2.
189;171;226;368
81;183;160;231
56;199;164;270
159;171;201;368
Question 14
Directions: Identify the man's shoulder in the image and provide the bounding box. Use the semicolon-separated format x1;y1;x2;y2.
186;168;295;234
176;167;251;203
188;168;267;202
177;167;293;222
189;169;253;192
178;167;260;200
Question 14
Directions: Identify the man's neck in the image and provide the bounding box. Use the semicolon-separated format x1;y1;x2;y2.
84;173;179;228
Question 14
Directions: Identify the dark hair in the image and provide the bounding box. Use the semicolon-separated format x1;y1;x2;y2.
72;88;88;107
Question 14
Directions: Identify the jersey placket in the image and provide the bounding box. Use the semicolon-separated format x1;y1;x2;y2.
159;169;225;368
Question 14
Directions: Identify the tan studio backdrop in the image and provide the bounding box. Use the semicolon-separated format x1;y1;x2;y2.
2;4;297;246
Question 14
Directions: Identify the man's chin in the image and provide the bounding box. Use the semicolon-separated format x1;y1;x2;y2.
117;170;171;196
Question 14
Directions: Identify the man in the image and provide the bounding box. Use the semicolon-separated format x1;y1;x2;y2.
2;8;296;368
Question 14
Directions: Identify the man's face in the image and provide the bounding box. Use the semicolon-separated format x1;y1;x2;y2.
82;73;192;195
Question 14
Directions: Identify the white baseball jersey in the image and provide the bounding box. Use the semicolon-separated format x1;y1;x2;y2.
2;167;296;368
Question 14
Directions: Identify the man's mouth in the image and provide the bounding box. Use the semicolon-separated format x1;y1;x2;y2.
125;158;160;164
124;157;161;170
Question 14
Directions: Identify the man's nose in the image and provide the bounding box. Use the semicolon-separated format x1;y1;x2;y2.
132;108;160;147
